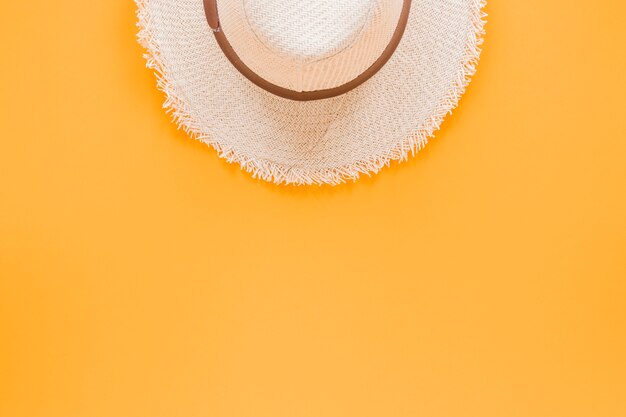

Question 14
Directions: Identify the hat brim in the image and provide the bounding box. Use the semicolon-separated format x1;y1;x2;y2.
136;0;486;185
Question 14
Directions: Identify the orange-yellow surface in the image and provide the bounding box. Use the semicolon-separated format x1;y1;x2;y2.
1;2;625;417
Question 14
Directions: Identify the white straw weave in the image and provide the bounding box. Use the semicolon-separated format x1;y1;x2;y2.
136;0;487;185
220;0;404;92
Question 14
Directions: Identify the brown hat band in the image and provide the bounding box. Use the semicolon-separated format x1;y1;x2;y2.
203;0;412;101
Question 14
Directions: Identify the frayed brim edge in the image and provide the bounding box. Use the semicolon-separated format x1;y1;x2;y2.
135;0;487;186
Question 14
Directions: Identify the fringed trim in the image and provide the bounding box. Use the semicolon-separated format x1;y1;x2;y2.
135;0;487;186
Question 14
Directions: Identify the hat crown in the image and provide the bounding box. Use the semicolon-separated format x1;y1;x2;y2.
216;0;406;94
244;0;375;62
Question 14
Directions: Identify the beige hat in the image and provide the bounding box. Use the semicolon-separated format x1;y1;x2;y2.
136;0;486;185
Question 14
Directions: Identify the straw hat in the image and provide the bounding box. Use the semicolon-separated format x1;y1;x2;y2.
136;0;486;185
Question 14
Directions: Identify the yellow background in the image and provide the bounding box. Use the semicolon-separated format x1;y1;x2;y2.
1;1;625;416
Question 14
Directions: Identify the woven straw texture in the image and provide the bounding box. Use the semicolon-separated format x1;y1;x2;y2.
220;0;404;92
136;0;486;185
